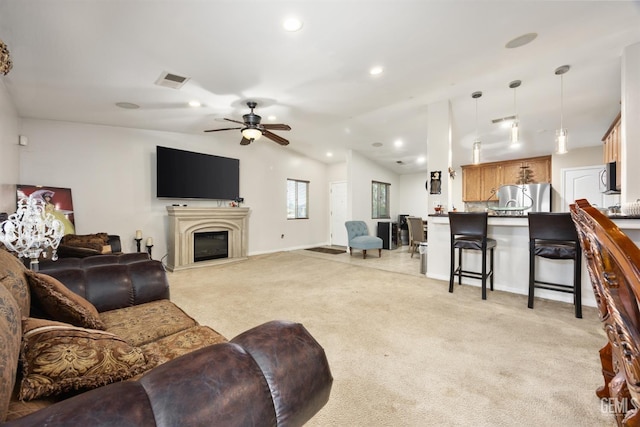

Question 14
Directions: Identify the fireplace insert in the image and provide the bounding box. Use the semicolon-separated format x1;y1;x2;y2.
194;231;228;262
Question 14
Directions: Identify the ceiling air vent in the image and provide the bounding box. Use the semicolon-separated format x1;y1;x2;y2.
154;71;190;89
491;115;516;124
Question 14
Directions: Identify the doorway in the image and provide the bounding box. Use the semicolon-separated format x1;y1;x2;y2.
330;181;348;247
561;165;606;211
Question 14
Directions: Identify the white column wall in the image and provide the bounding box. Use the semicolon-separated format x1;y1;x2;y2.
426;100;452;213
0;79;20;213
622;42;640;203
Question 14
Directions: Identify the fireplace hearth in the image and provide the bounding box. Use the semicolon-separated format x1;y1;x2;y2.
166;206;250;271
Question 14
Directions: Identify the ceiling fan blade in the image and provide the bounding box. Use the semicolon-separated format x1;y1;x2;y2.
240;137;252;145
224;118;245;125
262;123;291;131
262;130;289;146
204;127;242;132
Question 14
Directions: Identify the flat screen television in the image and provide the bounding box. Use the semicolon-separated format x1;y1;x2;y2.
156;146;240;200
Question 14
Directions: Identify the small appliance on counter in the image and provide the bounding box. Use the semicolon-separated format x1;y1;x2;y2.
489;183;552;215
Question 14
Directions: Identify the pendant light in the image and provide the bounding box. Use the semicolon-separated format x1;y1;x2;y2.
555;65;570;154
509;80;521;145
472;91;482;164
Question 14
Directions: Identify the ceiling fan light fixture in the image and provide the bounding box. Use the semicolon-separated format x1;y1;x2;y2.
241;127;262;141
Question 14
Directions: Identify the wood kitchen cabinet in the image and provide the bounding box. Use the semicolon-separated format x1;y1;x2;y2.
500;162;523;185
523;157;551;184
602;112;621;191
461;164;500;202
462;155;551;202
462;166;483;202
482;164;501;200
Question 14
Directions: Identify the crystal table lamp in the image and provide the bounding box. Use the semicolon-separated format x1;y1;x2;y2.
0;195;65;271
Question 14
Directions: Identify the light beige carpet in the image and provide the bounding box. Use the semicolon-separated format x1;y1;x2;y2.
167;251;615;426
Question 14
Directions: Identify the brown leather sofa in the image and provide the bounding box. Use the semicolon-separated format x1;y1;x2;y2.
0;249;332;426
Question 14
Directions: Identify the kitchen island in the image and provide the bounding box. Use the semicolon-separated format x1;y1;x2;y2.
426;214;640;307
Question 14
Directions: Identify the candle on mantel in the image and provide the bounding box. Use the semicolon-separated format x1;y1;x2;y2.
135;230;142;239
146;237;153;246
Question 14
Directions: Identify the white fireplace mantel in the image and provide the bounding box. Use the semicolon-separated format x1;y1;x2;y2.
166;206;250;271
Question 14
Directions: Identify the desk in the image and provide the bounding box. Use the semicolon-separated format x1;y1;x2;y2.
426;215;640;307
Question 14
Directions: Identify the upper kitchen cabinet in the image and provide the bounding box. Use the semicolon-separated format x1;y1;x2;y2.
462;165;483;202
602;112;622;191
461;163;500;202
461;155;552;202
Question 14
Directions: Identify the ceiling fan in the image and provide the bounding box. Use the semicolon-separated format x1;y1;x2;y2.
204;101;291;146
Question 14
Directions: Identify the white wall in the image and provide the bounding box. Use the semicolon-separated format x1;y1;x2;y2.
398;172;429;218
0;79;20;213
327;162;346;183
347;150;399;233
426;100;452;212
622;42;640;203
18;119;329;260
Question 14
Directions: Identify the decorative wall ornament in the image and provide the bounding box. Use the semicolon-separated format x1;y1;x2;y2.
0;39;13;75
429;171;442;194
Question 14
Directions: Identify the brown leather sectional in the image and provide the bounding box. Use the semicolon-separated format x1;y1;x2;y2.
0;250;332;425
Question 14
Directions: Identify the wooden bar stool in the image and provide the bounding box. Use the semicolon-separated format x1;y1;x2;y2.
527;212;582;318
448;212;496;300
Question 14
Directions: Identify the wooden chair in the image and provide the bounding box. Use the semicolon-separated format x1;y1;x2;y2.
407;217;427;258
570;199;640;426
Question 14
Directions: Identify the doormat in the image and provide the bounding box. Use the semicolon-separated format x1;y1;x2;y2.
305;247;345;255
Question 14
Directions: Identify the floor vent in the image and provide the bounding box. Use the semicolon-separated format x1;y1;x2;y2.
154;71;190;89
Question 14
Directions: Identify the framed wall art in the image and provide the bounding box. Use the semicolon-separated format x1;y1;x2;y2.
17;185;76;235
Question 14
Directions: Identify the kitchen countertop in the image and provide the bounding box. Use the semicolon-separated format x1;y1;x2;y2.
428;213;640;219
425;213;640;308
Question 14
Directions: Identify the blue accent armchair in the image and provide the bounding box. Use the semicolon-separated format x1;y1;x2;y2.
345;221;383;259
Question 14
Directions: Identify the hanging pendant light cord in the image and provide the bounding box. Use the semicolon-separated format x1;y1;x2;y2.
560;74;564;129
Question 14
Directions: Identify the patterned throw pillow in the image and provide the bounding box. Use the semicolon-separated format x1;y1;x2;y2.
25;271;105;330
19;318;148;401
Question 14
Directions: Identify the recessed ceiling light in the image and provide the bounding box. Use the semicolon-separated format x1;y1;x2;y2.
283;17;303;32
326;152;333;157
394;139;403;147
115;102;140;109
505;32;537;49
370;66;384;76
416;156;426;164
268;115;277;121
188;100;201;107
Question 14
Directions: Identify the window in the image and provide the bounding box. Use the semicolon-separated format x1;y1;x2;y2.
372;181;390;219
287;179;309;219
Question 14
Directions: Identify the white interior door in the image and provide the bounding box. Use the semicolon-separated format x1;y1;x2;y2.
561;165;606;211
330;181;348;246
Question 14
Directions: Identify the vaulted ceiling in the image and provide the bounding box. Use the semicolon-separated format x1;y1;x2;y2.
1;1;639;174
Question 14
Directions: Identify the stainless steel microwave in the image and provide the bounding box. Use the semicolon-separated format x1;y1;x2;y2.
604;161;620;193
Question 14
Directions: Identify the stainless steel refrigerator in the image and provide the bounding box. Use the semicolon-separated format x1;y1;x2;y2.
497;183;552;213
